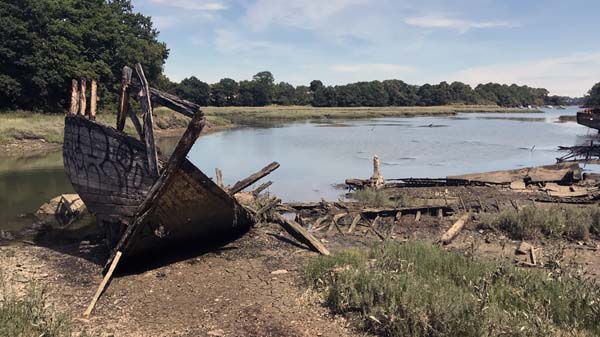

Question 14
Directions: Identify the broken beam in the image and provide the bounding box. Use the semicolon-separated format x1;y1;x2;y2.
267;212;330;256
229;162;280;195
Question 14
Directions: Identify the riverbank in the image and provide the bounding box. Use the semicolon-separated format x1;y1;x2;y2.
0;105;540;156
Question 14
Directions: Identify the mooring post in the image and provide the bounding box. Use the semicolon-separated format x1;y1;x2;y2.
370;155;384;188
69;79;79;115
79;79;87;116
90;79;97;121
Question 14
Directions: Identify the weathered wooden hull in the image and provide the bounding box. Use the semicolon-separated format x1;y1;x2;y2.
63;116;157;245
577;110;600;130
63;115;252;257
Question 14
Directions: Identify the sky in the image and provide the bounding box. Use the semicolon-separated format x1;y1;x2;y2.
133;0;600;97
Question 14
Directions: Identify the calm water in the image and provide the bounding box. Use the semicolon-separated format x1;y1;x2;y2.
0;107;594;230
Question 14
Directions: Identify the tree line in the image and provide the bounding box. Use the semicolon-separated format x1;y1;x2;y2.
0;0;586;112
158;72;569;108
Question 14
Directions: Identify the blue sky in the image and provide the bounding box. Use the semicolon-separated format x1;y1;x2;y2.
133;0;600;96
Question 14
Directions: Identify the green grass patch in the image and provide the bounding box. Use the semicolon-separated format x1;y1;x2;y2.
348;187;409;208
480;205;600;241
0;275;97;337
306;241;600;337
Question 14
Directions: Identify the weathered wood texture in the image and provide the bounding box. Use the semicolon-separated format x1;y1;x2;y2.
229;162;280;195
149;88;200;117
63;116;157;246
268;212;330;256
135;64;159;177
79;79;87;116
90;80;97;120
117;66;133;131
440;213;470;245
448;163;581;185
103;113;253;273
69;79;79;115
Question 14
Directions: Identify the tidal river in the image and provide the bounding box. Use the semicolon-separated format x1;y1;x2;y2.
0;107;593;231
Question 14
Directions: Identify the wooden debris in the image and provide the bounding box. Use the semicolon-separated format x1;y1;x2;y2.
415;210;421;222
332;213;346;235
440;213;470;245
267;212;330;256
509;180;526;190
69;79;79;115
348;214;361;234
90;79;97;120
79;79;87;116
256;198;281;217
252;181;272;197
215;168;224;188
229;162;280;195
135;63;159;177
128;109;144;139
448;163;581;185
516;241;533;255
117;66;132;131
529;247;537;265
84;251;122;317
312;216;328;231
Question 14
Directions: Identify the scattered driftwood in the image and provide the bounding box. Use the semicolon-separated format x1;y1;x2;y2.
255;198;281;217
312;216;329;231
348;214;361;234
229;162;280;195
448;163;581;185
267;212;330;256
252;181;273;197
440;213;470;245
331;213;346;235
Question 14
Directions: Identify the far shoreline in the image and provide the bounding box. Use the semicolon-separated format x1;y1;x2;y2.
0;105;546;156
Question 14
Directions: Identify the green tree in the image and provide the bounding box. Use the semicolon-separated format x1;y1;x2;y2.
294;85;311;105
252;71;274;106
310;80;324;93
585;82;600;108
175;76;209;106
273;82;296;105
0;0;168;111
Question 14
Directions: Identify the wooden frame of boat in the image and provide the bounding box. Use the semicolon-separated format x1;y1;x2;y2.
63;64;256;274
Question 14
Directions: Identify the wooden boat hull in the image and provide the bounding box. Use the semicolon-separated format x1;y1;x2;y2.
577;110;600;130
63;115;252;256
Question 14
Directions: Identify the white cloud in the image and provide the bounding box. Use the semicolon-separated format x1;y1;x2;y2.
448;53;600;96
333;63;415;74
405;15;516;32
150;0;227;11
244;0;370;31
152;15;178;30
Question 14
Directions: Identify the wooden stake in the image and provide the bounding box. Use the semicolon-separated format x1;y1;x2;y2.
440;213;470;245
89;80;97;120
128;110;144;140
69;79;79;115
348;214;361;234
332;213;346;235
437;208;443;220
84;251;122;317
415;210;421;222
252;181;272;197
216;168;223;188
78;79;87;116
529;247;537;265
117;66;132;131
229;162;280;195
135;64;159;177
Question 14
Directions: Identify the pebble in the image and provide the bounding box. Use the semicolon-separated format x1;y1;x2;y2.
270;269;288;275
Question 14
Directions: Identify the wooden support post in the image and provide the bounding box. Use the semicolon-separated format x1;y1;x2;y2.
69;79;79;115
89;80;97;120
440;213;470;245
312;216;328;231
387;211;401;239
229;162;280;195
267;212;330;255
135;64;159;177
256;198;281;217
117;66;132;131
216;168;223;188
437;208;443;220
78;79;87;116
331;213;346;235
128;110;144;140
348;214;361;234
415;210;421;222
84;251;122;317
529;247;537;265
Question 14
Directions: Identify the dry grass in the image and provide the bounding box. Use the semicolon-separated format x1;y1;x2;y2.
306;241;600;337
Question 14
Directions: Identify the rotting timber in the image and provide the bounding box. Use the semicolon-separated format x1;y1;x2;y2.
64;64;261;275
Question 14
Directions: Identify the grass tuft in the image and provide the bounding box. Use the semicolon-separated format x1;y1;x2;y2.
480;205;600;241
306;241;600;337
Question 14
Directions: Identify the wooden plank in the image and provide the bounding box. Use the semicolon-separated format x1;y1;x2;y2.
69;79;79;115
90;80;97;120
128;110;144;140
440;213;470;245
103;112;206;274
135;64;159;177
229;162;280;195
252;181;272;197
84;251;122;317
348;214;361;234
117;66;132;131
149;87;200;118
268;212;330;256
330;213;346;235
312;216;328;231
79;79;87;116
415;210;421;222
